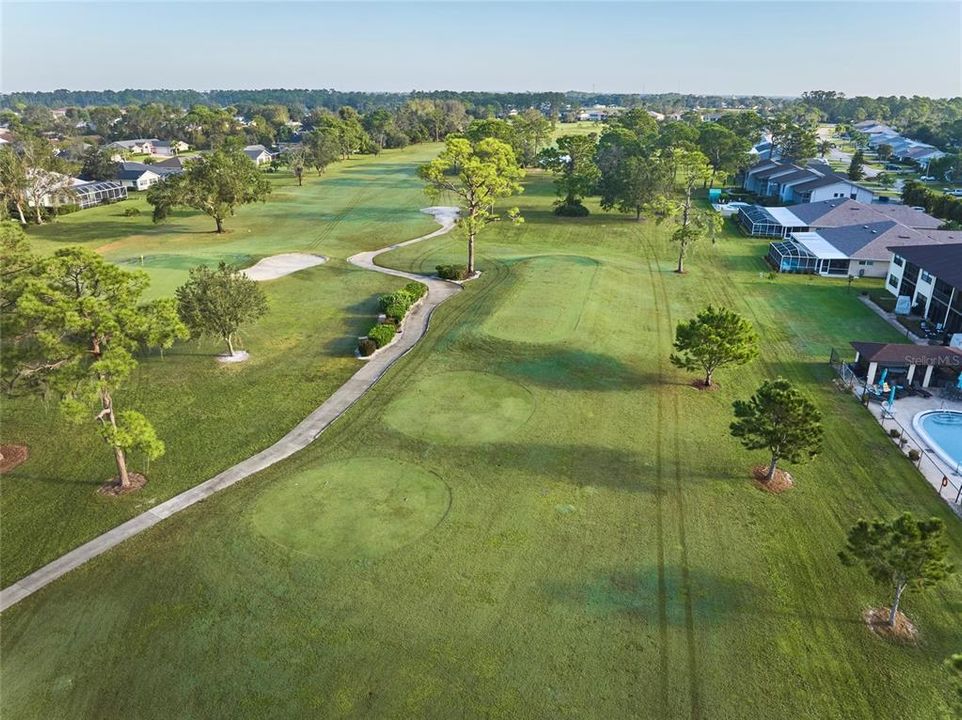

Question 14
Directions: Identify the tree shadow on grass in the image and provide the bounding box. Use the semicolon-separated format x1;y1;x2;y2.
543;565;758;627
470;337;658;393
480;442;660;494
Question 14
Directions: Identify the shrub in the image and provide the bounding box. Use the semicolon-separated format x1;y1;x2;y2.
357;337;377;357
378;288;414;312
403;281;427;301
384;301;410;322
889;428;902;439
367;323;396;348
123;206;141;217
436;264;469;280
908;449;921;462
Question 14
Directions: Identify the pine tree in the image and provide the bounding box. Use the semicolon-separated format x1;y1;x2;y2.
730;377;823;482
840;513;953;628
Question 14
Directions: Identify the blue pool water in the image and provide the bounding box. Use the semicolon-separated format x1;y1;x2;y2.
919;411;962;468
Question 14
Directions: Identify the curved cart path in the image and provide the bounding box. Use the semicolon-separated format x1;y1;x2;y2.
0;208;461;612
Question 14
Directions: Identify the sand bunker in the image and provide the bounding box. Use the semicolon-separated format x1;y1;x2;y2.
421;206;460;226
242;253;327;281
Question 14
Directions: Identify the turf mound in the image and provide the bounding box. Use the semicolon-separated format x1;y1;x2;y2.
481;255;599;344
251;457;450;560
382;371;535;443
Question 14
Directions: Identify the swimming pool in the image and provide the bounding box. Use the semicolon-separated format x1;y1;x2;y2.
914;410;962;470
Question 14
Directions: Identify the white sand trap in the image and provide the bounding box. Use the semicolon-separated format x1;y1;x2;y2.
242;253;327;281
217;350;250;364
421;206;460;226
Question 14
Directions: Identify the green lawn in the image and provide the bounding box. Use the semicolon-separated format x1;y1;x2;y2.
2;170;961;718
2;144;441;582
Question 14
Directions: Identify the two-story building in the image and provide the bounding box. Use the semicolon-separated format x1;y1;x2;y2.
884;243;962;336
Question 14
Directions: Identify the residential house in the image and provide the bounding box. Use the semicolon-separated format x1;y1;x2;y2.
107;138;162;155
114;161;183;190
742;159;876;204
243;144;273;165
884;243;962;336
152;140;189;156
738;197;941;239
765;220;951;278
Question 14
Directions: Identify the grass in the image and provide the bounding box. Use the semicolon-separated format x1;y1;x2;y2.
1;144;442;582
2;170;961;718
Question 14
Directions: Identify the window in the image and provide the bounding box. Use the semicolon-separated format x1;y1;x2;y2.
921;271;933;284
893;255;904;267
888;274;899;288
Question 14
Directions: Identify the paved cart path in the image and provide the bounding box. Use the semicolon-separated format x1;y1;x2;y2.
0;207;461;612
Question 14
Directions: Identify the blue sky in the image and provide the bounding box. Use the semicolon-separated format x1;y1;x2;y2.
2;1;960;97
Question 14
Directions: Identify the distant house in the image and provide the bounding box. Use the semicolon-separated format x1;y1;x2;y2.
114;161;182;190
742;159;876;204
857;120;947;168
25;170;127;209
152;140;189;156
106;138;188;157
153;156;190;170
884;243;962;336
107;138;161;155
243;144;273;165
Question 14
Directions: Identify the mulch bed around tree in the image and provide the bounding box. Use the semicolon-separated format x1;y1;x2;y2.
751;465;794;494
0;445;29;474
689;380;721;392
863;607;918;643
97;473;148;496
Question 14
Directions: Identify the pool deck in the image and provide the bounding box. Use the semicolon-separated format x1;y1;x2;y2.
860;391;962;516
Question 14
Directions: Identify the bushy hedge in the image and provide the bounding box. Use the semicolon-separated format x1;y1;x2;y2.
901;180;962;223
367;323;396;348
378;282;426;322
403;281;427;300
436;264;469;280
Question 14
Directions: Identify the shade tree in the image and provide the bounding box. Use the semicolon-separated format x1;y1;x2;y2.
419;137;524;275
147;147;271;233
175;262;268;357
540;134;600;216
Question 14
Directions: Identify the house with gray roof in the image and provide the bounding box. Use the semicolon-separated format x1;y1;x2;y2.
742;159;876;204
243;145;273;166
762;202;954;278
113;161;183;191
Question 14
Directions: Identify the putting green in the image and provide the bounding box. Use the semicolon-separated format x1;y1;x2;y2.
382;370;534;443
481;255;599;343
251;458;450;559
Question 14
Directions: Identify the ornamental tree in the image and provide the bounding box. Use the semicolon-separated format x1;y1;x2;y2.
147;147;271;233
419;136;525;275
176;262;268;357
730;377;823;483
9;247;187;489
670;306;759;387
839;513;953;628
